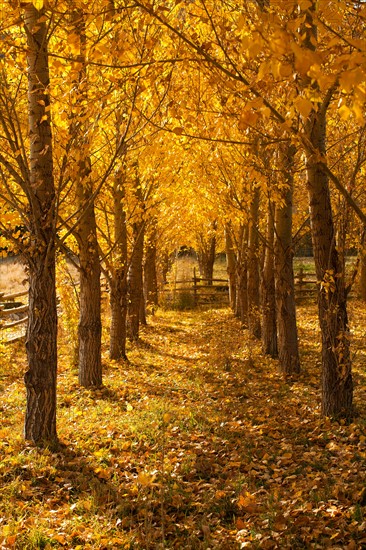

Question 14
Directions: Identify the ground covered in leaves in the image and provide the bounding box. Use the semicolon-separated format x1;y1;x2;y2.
1;303;366;549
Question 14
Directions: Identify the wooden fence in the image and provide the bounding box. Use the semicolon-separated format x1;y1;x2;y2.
161;268;229;308
294;268;318;299
162;268;322;308
0;268;351;344
0;290;28;344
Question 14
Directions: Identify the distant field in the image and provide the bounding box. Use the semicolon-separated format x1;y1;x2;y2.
167;254;228;283
170;254;317;282
293;256;357;276
0;253;358;294
0;255;27;294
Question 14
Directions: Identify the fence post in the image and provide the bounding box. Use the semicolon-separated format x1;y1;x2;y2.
297;267;304;295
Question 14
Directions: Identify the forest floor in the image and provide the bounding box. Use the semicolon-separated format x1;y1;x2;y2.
1;303;366;549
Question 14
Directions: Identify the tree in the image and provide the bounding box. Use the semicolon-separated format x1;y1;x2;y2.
197;220;217;285
261;202;277;357
274;144;300;376
127;162;146;341
69;7;102;388
0;3;58;443
299;3;352;416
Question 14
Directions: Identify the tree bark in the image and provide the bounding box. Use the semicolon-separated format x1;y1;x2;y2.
127;221;145;340
359;241;366;301
261;204;277;357
247;187;261;338
305;112;353;418
235;225;248;324
225;224;237;311
144;221;159;309
139;291;147;326
274;144;300;375
127;167;145;341
197;221;217;285
109;167;128;360
302;2;352;418
71;8;102;387
23;4;58;444
77;196;102;387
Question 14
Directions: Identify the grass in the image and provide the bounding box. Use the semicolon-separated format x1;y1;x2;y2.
1;298;366;548
0;256;27;294
166;253;228;283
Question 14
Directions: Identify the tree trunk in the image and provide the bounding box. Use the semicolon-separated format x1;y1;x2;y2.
127;167;145;341
140;291;147;326
23;4;58;444
197;221;217;285
71;8;102;388
261;204;277;357
274;144;300;375
159;251;171;286
235;225;248;324
359;243;366;301
302;2;353;418
305;112;353;418
109;275;127;359
77;200;102;387
144;222;159;309
225;224;237;311
109;168;128;360
128;220;145;340
336;198;349;276
247;187;261;338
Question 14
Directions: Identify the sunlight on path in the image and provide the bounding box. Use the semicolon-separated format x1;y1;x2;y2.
1;306;366;549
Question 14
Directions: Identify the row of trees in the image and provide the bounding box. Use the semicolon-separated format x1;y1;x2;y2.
0;0;365;444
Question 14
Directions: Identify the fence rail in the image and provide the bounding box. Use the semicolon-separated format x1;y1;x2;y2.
294;268;317;298
162;268;230;308
0;290;29;342
0;268;355;344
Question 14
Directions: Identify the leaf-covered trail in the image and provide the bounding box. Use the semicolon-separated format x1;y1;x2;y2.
1;306;366;549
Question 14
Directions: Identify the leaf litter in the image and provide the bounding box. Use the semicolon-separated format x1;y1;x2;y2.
0;303;366;549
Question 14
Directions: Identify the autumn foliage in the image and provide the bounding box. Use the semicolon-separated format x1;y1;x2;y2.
1;0;366;547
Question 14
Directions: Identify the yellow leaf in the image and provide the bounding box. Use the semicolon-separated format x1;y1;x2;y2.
238;110;259;130
279;62;293;78
248;41;263;59
238;492;260;514
299;0;312;8
281;452;293;460
237;14;246;31
340;68;364;93
291;43;320;76
6;535;17;547
126;402;133;411
163;412;172;423
338;104;352;121
138;471;156;486
54;535;66;544
33;0;44;9
95;467;111;480
236;517;246;530
294;96;313;118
